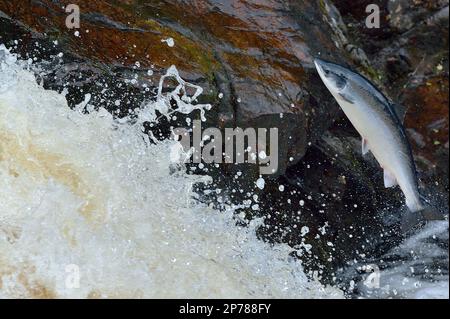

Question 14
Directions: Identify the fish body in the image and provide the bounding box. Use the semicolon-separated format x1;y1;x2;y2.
314;58;424;213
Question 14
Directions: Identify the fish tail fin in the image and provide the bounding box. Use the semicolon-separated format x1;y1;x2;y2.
405;196;425;213
401;195;447;235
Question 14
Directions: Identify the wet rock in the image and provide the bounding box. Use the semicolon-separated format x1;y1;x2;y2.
403;76;449;190
388;0;449;32
0;0;366;175
250;121;406;284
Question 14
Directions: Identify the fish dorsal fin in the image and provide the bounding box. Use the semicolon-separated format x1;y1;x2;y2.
384;169;398;188
362;138;370;155
389;102;407;123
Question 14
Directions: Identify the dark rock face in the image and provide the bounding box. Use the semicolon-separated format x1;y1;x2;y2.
0;0;368;174
1;0;448;293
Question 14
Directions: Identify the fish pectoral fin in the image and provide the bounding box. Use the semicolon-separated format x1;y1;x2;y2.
383;169;398;188
338;92;355;104
362;138;370;155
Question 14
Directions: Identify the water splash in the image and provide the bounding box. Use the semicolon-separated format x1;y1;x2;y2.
356;220;448;299
0;45;342;298
140;65;212;123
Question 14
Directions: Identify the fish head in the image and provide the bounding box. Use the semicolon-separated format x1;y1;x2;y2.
314;58;349;95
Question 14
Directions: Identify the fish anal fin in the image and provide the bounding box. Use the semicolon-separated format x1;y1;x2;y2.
384;169;398;188
362;138;370;155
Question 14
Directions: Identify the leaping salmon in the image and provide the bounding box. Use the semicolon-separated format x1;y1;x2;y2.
314;58;444;231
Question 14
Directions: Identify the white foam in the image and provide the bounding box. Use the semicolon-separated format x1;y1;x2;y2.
161;38;175;47
356;220;449;299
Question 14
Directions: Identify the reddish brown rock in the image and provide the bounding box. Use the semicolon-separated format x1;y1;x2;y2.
403;76;449;181
0;0;361;174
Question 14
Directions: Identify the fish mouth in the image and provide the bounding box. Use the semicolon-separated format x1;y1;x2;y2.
314;58;328;80
313;58;324;72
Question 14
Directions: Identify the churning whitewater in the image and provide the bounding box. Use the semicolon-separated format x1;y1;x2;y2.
0;45;343;298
